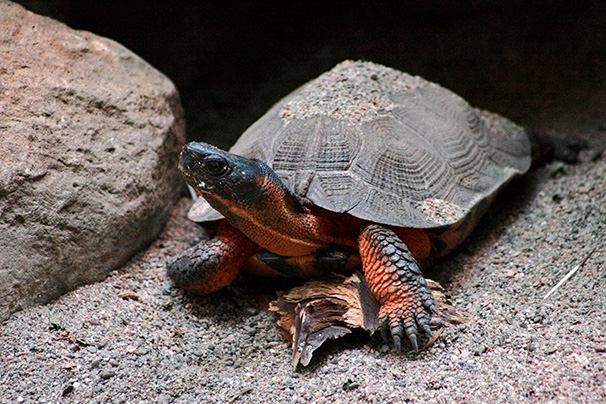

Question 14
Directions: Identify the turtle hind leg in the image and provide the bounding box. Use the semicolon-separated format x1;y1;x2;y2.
166;221;258;294
358;224;437;351
526;128;589;165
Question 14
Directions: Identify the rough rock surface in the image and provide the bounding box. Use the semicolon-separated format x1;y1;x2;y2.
0;0;186;321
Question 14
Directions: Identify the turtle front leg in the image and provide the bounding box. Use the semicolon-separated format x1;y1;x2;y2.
166;221;259;294
358;224;437;351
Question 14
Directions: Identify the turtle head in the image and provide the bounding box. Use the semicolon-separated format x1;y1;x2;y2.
180;142;318;255
179;142;275;210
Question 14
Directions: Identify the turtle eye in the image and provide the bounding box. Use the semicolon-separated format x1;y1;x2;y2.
203;155;230;176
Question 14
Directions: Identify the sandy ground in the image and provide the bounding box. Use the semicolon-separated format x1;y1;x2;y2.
2;7;606;403
1;134;605;404
2;3;605;403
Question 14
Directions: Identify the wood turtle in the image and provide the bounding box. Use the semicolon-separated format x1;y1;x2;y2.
166;60;531;351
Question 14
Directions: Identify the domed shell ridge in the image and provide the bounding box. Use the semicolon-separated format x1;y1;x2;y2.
203;61;531;229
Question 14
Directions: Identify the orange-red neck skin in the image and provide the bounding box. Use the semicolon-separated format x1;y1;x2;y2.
204;185;431;263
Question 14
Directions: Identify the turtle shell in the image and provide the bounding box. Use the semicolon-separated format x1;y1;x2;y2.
189;60;531;229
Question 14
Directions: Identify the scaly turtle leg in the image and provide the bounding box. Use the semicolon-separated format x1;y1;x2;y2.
358;224;437;351
166;221;259;294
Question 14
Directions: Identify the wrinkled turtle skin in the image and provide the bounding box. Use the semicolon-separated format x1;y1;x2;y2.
167;60;531;351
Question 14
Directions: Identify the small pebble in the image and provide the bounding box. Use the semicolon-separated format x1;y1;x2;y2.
342;378;360;391
472;344;487;356
100;370;116;380
62;384;74;396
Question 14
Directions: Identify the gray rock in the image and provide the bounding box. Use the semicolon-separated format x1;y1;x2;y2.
0;1;186;320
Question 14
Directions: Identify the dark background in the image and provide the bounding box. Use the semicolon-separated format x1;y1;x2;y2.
15;1;606;149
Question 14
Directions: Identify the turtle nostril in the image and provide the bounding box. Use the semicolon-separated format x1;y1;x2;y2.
179;149;196;170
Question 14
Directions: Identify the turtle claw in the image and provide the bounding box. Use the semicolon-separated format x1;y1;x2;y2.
422;324;434;339
406;333;417;352
392;334;402;352
378;297;435;352
379;316;406;351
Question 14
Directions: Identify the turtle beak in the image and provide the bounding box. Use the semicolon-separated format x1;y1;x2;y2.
179;142;232;192
179;143;212;191
179;142;206;171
